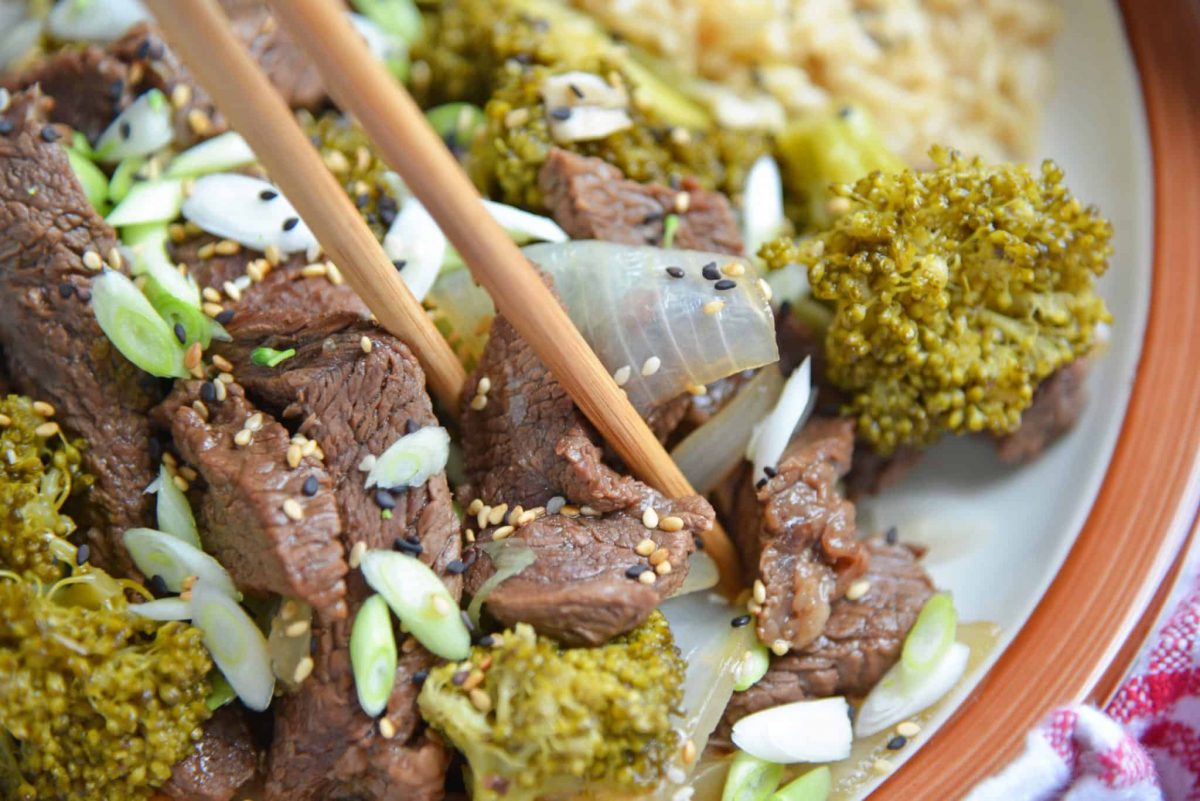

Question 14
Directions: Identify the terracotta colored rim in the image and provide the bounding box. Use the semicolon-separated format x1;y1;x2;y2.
873;3;1200;797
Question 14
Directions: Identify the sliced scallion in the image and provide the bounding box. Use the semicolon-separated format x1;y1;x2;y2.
122;527;238;598
359;549;470;661
364;426;450;491
854;642;969;737
205;670;237;711
250;346;296;368
106;178;184;227
143;276;211;348
190;579;275;711
128;596;192;621
770;767;831;801
350;0;423;42
91;269;189;378
721;751;783;801
108;156;145;203
70;130;94;159
66;147;109;211
730;697;853;764
425;103;485;149
348;12;410;81
732;642;771;692
350;594;398;716
46;0;150;43
901;593;957;679
154;464;200;547
662;213;680;249
166;132;257;178
95;89;174;163
467;539;535;626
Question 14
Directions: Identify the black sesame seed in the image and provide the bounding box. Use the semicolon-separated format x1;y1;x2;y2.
58;283;75;299
355;193;370;209
755;477;768;490
76;289;91;302
259;189;279;201
411;670;428;685
393;259;407;271
838;105;853;119
549;106;572;121
215;309;235;325
0;119;13;135
730;615;752;628
173;322;187;344
625;564;650;579
446;559;467;575
665;266;685;279
568;83;584;99
75;543;90;566
778;300;792;317
310;636;318;654
461;610;475;632
149;574;168;594
135;39;152;59
109;79;125;100
693;535;705;550
148;438;164;461
763;466;778;478
41;126;61;143
451;669;469;686
199;382;217;403
119;121;131;140
886;735;907;750
885;525;899;545
643;210;664;224
302;475;319;497
477;634;496;648
375;489;397;509
701;262;719;280
668;174;682;190
393;537;423;555
282;216;300;232
404;418;420;434
714;279;737;291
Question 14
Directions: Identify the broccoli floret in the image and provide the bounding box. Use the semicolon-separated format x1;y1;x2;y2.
418;612;686;801
0;395;92;584
774;105;906;231
782;146;1112;455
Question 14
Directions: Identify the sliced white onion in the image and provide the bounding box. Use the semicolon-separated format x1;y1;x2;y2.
106;179;184;227
182;173;318;255
166;132;257;178
47;0;148;43
363;426;449;491
122;527;238;597
692;81;786;132
749;357;813;480
0;16;42;72
154;465;200;548
731;697;853;764
481;199;567;244
382;197;445;302
95;89;174;163
672;366;784;494
359;549;471;661
541;71;629;110
267;599;313;690
742;155;787;258
672;550;720;597
855;642;969;737
426;267;495;367
190;579;275;711
764;263;810;309
548;106;633;144
129;596;192;621
541;70;633;143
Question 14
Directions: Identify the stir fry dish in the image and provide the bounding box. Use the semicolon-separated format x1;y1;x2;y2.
0;1;1110;800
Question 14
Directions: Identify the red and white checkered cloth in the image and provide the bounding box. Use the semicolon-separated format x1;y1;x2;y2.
967;540;1200;801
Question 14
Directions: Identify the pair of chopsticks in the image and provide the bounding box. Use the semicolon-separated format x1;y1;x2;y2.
146;0;741;596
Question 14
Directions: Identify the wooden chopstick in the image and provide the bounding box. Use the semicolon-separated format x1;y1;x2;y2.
144;0;466;409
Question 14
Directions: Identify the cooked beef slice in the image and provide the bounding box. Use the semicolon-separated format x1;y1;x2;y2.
0;89;156;576
725;417;867;653
218;0;327;110
172;235;370;347
161;706;260;801
718;539;935;735
539;148;744;254
458;313;710;646
155;380;348;619
996;359;1090;464
248;330;458;801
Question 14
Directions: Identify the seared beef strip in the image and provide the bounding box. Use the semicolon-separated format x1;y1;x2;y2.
996;359;1090;463
723;417;867;653
718;539;934;737
459;313;711;646
154;380;348;619
161;706;260;801
539;148;744;255
217;0;328;111
0;89;156;576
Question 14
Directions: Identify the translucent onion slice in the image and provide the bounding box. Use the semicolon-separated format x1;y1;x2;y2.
671;367;783;494
770;767;832;801
673;550;719;597
742;155;787;259
731;697;853;764
122;527;238;597
721;751;783;801
732;643;771;692
47;0;149;43
106;178;184;227
854;642;970;738
426;267;494;368
0;17;43;73
481;200;567;244
67;148;108;211
382;198;445;302
466;539;535;626
350;594;398;716
108;156;145;203
359;550;471;660
901;594;957;678
182;173;317;254
95;89;173;163
266;599;313;690
525;242;778;410
129;596;192;621
748;357;813;480
154;465;200;548
190;579;275;711
91;270;188;378
364;426;450;491
166;132;256;178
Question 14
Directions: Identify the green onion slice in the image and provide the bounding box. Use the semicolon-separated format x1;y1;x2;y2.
722;751;783;801
351;594;398;717
467;538;535;626
732;642;771;692
67;148;109;211
901;593;957;679
129;596;192;621
770;767;831;801
166;132;257;178
350;0;422;42
94;89;174;163
190;579;275;711
359;549;470;661
123;527;238;597
154;465;201;548
363;426;450;490
91;269;189;378
108;156;145;204
662;213;680;249
106;178;184;227
205;670;237;711
70;130;94;159
251;346;296;367
425;103;485;149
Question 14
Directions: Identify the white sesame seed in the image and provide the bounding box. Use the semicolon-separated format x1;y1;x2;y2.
469;394;488;411
0;88;9;113
466;498;483;515
378;716;397;739
703;299;725;315
301;263;328;278
580;505;599;517
492;525;515;540
212;354;233;372
285;620;310;638
640;356;662;377
845;579;871;601
655;561;672;575
357;454;376;472
172;474;189;492
265;245;282;266
476;506;491;530
34;421;60;438
897;721;921;738
349;541;367;569
635;538;656;556
245;412;264;432
107;247;124;270
326;263;344;286
31;401;55;417
215;239;240;256
476;376;491;396
301;439;318;457
872;758;894;775
649;548;669;566
360;336;373;354
642;507;659;529
770;639;789;656
430;593;454;617
202;302;225;318
752;579;767;605
468;688;492;712
612;365;632;386
638;570;657;585
674;191;690;214
282;498;304;521
286;444;302;469
658;516;684;532
82;250;103;271
488;504;508;525
721;261;746;277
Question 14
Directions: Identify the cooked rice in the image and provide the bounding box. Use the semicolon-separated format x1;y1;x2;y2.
570;0;1061;164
